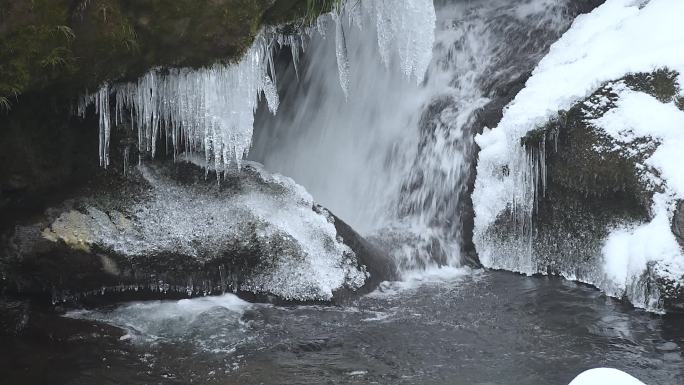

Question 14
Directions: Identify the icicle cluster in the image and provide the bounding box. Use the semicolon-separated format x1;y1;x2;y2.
78;85;112;168
332;0;436;90
78;33;279;173
361;0;436;83
78;0;436;172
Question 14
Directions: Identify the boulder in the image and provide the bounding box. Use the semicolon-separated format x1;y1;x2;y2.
482;70;684;312
0;161;396;304
673;201;684;249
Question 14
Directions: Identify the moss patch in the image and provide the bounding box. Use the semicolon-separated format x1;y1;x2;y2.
520;69;681;202
0;0;319;108
623;68;680;103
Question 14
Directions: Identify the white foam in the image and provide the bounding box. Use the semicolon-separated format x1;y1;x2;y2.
67;293;251;345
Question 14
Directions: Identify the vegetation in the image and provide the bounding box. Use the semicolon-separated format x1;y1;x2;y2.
0;0;329;111
623;68;679;103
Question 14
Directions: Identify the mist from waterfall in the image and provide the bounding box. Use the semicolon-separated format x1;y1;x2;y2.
252;0;575;272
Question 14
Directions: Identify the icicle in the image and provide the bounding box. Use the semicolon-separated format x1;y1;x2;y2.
79;30;280;174
95;84;111;168
78;0;438;171
365;0;436;83
334;13;351;98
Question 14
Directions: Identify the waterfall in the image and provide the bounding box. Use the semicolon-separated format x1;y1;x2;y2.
78;0;581;275
252;0;575;272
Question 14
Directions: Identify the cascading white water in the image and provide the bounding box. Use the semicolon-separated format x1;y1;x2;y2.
252;0;575;271
78;0;580;275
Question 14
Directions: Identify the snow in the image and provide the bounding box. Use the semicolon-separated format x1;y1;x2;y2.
593;89;684;196
473;0;684;310
568;368;645;385
590;89;684;303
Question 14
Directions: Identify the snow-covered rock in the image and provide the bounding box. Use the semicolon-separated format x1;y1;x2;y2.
473;0;684;312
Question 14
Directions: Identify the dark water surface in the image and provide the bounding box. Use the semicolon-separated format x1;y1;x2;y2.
3;270;683;385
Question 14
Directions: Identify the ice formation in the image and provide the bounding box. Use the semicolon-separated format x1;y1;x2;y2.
78;33;279;173
78;0;436;173
68;293;252;350
473;0;684;310
358;0;436;83
44;162;368;301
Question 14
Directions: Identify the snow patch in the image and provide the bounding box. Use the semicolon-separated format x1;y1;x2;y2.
568;368;645;385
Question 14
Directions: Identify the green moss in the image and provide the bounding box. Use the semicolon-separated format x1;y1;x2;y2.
0;0;77;102
520;126;546;148
623;68;680;103
0;0;321;109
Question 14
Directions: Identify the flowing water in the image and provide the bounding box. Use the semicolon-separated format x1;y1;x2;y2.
251;0;577;270
3;270;683;385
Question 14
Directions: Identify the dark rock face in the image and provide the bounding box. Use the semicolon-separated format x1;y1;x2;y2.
460;0;607;260
0;161;395;305
674;201;684;249
0;93;102;227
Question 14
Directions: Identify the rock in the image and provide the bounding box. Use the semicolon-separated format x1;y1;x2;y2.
673;201;684;249
0;161;395;305
483;70;684;312
0;0;318;104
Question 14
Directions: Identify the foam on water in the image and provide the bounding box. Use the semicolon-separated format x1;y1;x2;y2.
68;293;251;351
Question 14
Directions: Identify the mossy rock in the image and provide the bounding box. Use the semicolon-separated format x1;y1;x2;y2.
623;68;679;103
495;68;684;311
520;69;683;203
0;0;322;107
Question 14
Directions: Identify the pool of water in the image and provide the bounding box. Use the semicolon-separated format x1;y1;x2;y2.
3;269;683;385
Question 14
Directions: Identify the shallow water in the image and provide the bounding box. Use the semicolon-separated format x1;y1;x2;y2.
4;270;684;385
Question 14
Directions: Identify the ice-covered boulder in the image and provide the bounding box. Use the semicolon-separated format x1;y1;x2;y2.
0;161;395;304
